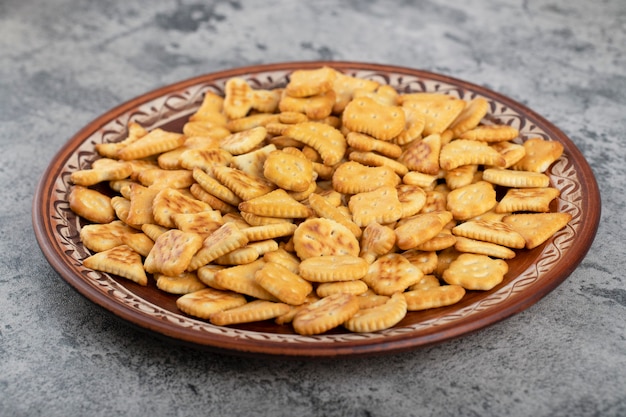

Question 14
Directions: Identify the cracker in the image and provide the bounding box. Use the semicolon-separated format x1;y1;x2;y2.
95;122;147;158
404;285;466;311
439;139;506;170
152;188;213;228
263;149;314;192
292;293;360;336
444;164;478;190
362;254;424;296
110;196;131;225
69;186;115;224
155;272;206;295
189;183;238;215
283;122;346;166
400;249;438;274
214;246;260;265
210;300;291;326
490;141;527;168
331;70;380;113
254;262;313;305
394;212;446;251
356;290;391;310
179;148;232;172
460;125;520;142
452;219;526;249
496;187;560;213
120;232;154;257
187;222;249;270
482;168;550;188
293;218;360;259
401;96;466;136
285;66;336;98
213;165;276;201
503;212;572;249
196;264;227;290
251;88;283;113
512;137;564;173
446;181;497;221
442;253;508;291
342;96;406;141
343;293;407;333
454;236;516;259
349;185;403;227
399;133;441;175
136;168;194;189
70;158;132;186
448;97;489;138
241;222;298;242
402;171;438;189
83;244;148;286
144;229;203;276
225;113;278;133
240;211;293;227
189;91;225;121
434;247;461;278
176;288;247;320
407;274;441;291
192;167;242;207
213;260;277;301
125;183;160;227
220;126;268;155
223;77;253;119
278;111;310;125
182;122;231;140
279;90;336;120
345;132;403;159
414;230;457;252
79;220;137;253
117;128;185;161
230;144;277;178
247;239;280;257
238;189;313;218
397;184;427;218
172;210;223;237
263;248;301;274
393;107;426;145
348;150;408;176
140;223;169;242
316;280;369;297
332;161;400;194
299;255;369;282
307;193;362;238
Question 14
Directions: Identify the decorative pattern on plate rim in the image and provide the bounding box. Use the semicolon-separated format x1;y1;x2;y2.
47;68;582;344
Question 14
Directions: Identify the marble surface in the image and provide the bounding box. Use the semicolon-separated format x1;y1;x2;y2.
2;0;625;416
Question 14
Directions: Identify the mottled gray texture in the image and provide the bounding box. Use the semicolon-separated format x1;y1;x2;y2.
1;0;625;416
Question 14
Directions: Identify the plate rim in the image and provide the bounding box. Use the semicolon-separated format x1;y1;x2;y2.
32;60;601;357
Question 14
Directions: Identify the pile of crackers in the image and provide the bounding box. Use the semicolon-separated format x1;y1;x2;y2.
68;66;571;335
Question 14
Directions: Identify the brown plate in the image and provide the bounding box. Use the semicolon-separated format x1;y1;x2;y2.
32;61;600;358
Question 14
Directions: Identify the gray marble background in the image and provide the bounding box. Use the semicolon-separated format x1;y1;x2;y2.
2;0;625;416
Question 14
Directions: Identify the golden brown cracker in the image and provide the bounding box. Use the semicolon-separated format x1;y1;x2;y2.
292;293;359;335
342;96;406;141
143;229;203;276
69;186;115;224
442;253;508;290
343;293;407;333
83;244;148;286
293;218;360;260
502;212;572;249
362;254;424;296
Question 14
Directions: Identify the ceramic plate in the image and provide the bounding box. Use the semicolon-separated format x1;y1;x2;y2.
32;61;600;357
